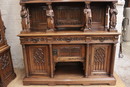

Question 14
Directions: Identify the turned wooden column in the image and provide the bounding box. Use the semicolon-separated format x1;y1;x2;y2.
21;5;30;33
109;2;118;32
46;3;55;32
83;2;92;32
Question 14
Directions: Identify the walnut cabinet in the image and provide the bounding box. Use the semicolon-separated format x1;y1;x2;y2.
19;0;120;85
0;12;16;87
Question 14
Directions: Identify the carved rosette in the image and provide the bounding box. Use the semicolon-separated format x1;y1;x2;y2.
109;3;118;32
46;4;55;32
21;5;30;33
83;2;92;32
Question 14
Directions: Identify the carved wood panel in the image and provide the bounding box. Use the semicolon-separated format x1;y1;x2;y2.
0;49;14;81
53;3;84;30
90;44;111;75
28;4;47;32
91;3;106;30
53;45;85;62
27;45;49;76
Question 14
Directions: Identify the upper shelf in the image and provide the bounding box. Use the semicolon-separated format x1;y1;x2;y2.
20;0;118;4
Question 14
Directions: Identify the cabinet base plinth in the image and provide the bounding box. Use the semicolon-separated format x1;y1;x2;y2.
23;76;116;86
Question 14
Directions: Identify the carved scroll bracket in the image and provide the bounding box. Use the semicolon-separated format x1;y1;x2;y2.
109;2;118;32
46;3;55;32
83;2;92;32
21;5;30;33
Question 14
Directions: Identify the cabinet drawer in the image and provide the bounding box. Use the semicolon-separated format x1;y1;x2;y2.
53;45;85;62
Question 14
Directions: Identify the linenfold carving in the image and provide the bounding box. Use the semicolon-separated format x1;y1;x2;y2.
21;5;30;32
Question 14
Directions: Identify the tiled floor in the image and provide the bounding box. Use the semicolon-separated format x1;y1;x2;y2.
115;42;130;87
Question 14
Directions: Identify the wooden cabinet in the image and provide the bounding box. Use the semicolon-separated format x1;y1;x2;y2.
19;0;120;86
0;12;16;87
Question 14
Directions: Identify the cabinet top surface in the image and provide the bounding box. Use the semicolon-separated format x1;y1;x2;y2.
18;31;120;37
20;0;117;4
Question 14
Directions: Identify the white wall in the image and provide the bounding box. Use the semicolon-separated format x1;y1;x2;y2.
0;0;24;68
0;0;125;68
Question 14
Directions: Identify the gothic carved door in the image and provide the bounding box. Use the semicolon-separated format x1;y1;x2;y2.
90;44;112;76
27;45;50;76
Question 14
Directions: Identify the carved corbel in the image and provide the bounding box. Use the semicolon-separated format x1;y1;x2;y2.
21;5;30;33
109;2;118;32
83;2;92;32
46;3;55;32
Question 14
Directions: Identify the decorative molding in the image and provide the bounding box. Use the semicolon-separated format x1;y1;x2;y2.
92;37;114;42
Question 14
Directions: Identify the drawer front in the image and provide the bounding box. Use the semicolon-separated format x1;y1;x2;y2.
53;45;85;62
20;35;118;44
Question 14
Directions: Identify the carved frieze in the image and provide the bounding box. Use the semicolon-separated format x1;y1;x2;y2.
53;36;86;42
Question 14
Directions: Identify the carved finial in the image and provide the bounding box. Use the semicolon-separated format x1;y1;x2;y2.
21;5;30;33
83;2;92;32
46;4;55;32
109;3;118;32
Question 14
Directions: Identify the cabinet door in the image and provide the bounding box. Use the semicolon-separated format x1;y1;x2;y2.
90;44;111;76
27;45;49;76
